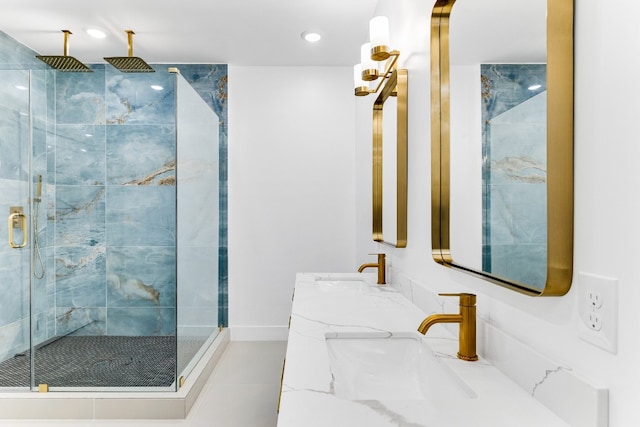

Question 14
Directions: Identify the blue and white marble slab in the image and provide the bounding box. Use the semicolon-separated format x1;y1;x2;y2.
106;246;176;309
0;103;29;180
105;68;175;125
55;65;106;125
0;318;29;364
0;251;28;327
0;31;46;70
106;124;175;185
56;306;106;336
105;186;175;246
55;245;107;308
55;125;106;185
0;69;29;112
107;307;175;336
55;185;105;246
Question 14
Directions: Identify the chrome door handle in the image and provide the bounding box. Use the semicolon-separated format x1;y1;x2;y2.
8;207;27;248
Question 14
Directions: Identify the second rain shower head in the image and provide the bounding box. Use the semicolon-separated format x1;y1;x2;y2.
104;30;155;73
36;30;93;72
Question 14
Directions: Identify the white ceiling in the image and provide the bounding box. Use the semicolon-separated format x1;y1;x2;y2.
0;0;378;66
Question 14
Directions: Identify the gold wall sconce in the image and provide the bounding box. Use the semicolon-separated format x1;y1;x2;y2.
353;16;401;96
354;15;408;248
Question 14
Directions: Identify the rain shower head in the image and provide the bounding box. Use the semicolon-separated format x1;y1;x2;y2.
104;30;155;73
36;30;93;72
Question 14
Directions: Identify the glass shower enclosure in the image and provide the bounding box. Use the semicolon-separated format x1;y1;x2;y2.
0;67;220;391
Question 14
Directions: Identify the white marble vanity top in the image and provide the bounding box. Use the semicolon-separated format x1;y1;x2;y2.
277;273;569;427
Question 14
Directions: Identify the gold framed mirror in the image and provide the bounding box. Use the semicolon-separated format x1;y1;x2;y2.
373;69;408;248
430;0;574;295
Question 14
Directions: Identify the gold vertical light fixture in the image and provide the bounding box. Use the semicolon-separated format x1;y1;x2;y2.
353;16;400;96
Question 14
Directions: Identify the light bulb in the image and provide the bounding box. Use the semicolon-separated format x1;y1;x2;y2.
369;16;390;61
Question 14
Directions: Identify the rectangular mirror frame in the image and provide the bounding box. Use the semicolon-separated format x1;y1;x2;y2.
430;0;574;296
373;69;408;248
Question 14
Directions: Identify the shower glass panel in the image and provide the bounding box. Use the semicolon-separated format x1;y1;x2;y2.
0;67;220;391
0;69;34;388
175;74;220;380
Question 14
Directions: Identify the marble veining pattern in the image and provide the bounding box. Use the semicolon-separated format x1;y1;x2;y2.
56;307;106;336
106;124;175;185
278;273;572;427
55;125;106;185
531;366;570;396
106;246;176;308
55;65;106;125
55;186;105;246
0;69;29;111
0;31;47;69
55;245;107;307
105;68;175;125
105;186;175;246
387;267;609;427
0;102;29;181
0;251;28;327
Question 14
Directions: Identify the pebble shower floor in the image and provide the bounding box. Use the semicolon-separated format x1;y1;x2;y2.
0;336;176;388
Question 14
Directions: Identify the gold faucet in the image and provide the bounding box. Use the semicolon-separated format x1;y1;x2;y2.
357;253;386;285
417;293;478;361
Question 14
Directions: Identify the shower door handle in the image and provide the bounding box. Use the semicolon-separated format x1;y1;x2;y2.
8;207;27;248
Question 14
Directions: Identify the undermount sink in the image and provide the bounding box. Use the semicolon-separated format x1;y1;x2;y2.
314;277;379;294
325;331;476;401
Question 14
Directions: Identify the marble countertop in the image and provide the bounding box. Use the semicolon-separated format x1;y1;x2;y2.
277;272;569;427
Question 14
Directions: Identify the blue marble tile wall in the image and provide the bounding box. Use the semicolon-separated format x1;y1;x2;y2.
481;64;547;288
53;65;178;336
0;30;228;353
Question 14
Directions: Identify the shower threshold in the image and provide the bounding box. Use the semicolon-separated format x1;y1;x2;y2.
0;328;229;420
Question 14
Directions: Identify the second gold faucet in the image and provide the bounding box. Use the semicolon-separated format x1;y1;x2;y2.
357;253;386;285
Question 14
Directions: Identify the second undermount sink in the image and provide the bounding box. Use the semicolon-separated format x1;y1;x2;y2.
325;331;476;401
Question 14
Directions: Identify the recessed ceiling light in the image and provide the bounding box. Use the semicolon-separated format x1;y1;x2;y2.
150;85;164;91
528;84;542;91
301;31;322;43
85;27;107;39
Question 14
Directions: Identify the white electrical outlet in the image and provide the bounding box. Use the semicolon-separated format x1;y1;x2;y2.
587;290;602;308
577;272;618;353
586;312;602;331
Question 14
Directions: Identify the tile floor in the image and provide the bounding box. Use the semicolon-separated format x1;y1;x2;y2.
0;341;288;427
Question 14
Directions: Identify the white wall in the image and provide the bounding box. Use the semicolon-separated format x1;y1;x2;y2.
353;1;640;426
227;1;640;423
228;66;357;340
